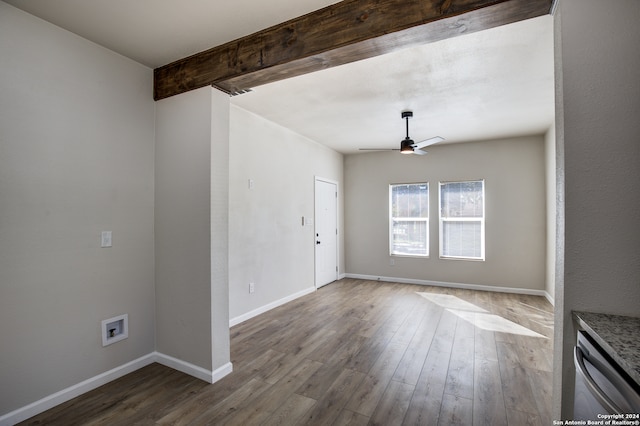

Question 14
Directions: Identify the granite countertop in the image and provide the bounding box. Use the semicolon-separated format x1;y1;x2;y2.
573;311;640;387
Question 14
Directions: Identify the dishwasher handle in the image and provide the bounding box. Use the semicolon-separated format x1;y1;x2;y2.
574;346;623;414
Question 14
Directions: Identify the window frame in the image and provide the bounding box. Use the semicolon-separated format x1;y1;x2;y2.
389;182;429;258
438;179;485;261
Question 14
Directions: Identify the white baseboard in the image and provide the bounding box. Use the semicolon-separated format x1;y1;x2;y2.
229;286;316;327
212;362;234;382
0;352;233;426
344;273;551;299
0;353;155;426
155;352;232;384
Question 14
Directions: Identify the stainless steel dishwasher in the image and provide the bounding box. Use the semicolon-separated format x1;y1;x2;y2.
574;330;640;420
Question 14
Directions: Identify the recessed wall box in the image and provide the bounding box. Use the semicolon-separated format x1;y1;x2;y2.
101;314;128;346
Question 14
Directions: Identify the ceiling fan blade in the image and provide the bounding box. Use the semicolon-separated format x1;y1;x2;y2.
412;136;444;150
412;149;428;155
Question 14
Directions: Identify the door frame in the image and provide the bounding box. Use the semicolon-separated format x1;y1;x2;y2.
314;176;339;289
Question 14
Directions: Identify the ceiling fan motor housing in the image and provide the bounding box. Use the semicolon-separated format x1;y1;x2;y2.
401;138;414;153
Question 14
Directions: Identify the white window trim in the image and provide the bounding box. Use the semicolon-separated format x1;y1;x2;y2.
389;183;429;258
438;180;485;261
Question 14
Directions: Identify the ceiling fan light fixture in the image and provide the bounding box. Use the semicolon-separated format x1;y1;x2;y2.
400;138;414;154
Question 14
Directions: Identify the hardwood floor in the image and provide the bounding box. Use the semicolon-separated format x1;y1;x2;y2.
21;279;554;425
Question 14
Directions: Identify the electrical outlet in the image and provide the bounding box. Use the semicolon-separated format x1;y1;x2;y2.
249;282;255;294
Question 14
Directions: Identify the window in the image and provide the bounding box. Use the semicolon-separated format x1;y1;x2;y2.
390;183;429;257
439;180;485;260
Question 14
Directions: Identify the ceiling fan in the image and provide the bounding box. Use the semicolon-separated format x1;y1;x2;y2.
359;111;444;155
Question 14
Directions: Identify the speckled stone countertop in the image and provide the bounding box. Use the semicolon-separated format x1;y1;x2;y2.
573;311;640;386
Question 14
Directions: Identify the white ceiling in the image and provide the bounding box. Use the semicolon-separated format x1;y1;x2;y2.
3;0;342;68
5;1;555;154
232;15;554;154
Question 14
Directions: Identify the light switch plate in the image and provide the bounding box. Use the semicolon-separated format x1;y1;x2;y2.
101;231;112;248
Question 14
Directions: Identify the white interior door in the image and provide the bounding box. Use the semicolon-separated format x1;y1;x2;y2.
315;178;338;288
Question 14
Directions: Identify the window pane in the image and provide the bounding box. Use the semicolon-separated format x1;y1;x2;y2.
439;180;484;260
391;184;428;218
440;181;483;218
442;221;482;258
390;183;429;257
392;220;428;256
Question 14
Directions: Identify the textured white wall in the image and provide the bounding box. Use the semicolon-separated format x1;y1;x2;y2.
554;0;640;419
155;87;231;373
545;124;557;303
345;136;547;291
0;2;155;416
210;90;231;371
228;105;344;321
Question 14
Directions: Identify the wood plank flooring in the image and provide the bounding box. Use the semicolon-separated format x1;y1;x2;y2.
21;278;554;425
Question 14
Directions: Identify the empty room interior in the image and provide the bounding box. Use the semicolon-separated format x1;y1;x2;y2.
1;0;639;425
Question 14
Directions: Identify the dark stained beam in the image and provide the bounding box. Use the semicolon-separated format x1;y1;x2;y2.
153;0;552;100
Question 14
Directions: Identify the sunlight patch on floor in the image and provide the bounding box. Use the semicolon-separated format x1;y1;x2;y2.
417;292;547;339
416;293;488;313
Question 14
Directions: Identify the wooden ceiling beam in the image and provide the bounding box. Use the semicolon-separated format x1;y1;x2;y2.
153;0;552;101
